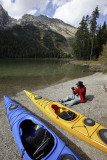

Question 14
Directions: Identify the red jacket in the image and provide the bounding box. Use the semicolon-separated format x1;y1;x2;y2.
74;87;86;102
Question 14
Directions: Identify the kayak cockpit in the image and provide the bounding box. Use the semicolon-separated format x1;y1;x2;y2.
20;120;54;159
51;105;76;121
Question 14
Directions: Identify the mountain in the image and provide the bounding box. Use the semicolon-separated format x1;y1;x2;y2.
0;4;77;39
36;15;77;38
0;4;77;58
0;24;68;58
18;14;77;39
0;4;17;27
17;14;50;31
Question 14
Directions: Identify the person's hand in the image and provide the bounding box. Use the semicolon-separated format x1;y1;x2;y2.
71;86;77;91
74;86;78;89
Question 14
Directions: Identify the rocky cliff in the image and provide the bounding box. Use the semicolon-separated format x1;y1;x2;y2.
0;4;77;39
0;4;77;58
0;4;17;27
18;14;77;39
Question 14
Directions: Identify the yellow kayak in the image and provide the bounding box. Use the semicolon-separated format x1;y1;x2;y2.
24;90;107;153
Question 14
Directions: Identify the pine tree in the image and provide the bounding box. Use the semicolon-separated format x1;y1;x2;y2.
95;21;107;59
72;6;107;61
101;21;107;45
90;6;99;60
95;25;102;58
72;16;90;59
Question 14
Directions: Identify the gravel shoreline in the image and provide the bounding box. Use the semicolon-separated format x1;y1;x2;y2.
0;72;107;160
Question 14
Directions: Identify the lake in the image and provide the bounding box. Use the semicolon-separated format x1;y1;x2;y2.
0;59;93;99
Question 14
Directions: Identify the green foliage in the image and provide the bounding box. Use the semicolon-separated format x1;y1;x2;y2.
94;22;107;59
98;43;107;64
90;6;99;34
72;6;107;61
90;6;99;60
72;16;90;60
98;43;107;73
0;24;67;58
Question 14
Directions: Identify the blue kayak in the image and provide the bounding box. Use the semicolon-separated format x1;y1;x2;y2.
4;95;80;160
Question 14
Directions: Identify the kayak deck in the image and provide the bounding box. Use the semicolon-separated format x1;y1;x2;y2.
4;95;80;160
24;90;107;153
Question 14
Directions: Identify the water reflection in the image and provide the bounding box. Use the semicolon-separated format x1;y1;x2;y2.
0;59;93;98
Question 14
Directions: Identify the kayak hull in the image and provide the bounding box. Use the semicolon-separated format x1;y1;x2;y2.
4;95;80;160
24;90;107;153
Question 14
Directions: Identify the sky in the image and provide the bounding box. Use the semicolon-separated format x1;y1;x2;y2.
0;0;107;27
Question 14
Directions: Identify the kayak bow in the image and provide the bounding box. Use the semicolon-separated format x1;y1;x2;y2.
4;95;80;160
24;90;107;153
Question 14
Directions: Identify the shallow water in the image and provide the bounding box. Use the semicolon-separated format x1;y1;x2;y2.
0;59;93;99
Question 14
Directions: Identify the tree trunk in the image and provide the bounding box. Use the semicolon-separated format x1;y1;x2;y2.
90;34;94;60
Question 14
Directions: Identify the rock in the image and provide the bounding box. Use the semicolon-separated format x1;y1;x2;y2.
0;4;77;39
0;4;17;27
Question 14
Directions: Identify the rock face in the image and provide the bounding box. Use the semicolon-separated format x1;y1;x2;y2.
17;14;49;31
0;4;77;57
18;14;77;39
36;15;77;38
0;4;77;38
0;4;17;27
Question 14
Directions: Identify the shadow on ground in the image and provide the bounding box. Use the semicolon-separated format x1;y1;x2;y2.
86;95;94;101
